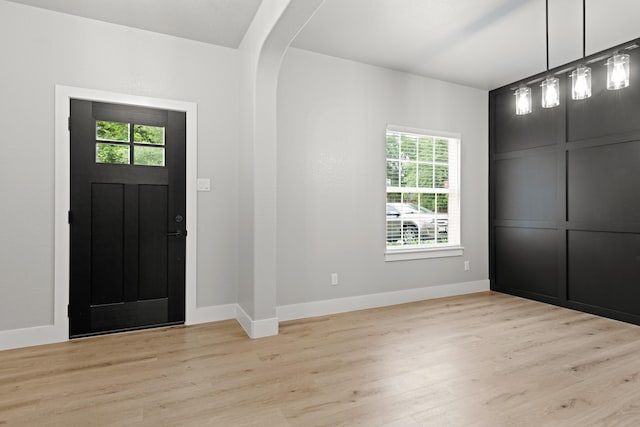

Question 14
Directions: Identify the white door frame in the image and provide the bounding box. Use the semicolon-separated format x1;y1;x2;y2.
54;85;198;341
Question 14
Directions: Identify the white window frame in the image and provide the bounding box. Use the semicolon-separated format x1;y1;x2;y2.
384;125;463;262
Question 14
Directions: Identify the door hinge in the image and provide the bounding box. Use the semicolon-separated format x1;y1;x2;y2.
68;116;72;131
68;210;72;224
67;305;71;318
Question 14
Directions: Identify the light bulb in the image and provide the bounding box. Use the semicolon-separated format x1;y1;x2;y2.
575;75;588;94
607;53;630;90
541;77;559;108
514;86;532;115
571;65;591;100
612;63;626;86
545;85;558;105
517;93;528;111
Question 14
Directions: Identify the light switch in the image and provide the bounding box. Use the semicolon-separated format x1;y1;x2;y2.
197;178;211;192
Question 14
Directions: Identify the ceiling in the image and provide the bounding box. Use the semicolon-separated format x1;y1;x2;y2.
4;0;262;49
293;0;640;89
6;0;640;89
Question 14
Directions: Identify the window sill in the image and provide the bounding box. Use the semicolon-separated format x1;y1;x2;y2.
384;245;464;262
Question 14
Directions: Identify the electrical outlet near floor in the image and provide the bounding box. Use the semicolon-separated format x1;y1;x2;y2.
331;273;339;286
464;260;470;271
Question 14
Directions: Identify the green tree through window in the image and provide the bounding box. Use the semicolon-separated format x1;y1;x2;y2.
95;121;165;166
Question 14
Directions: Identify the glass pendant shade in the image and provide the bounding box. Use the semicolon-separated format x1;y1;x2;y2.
515;86;532;115
541;76;560;108
607;53;630;90
571;65;592;99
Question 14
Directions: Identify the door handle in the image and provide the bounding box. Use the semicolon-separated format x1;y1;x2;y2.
167;230;183;237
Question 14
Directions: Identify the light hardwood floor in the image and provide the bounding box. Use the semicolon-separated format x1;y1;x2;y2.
2;291;640;426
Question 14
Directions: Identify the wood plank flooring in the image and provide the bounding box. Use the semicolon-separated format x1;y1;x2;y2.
2;291;640;426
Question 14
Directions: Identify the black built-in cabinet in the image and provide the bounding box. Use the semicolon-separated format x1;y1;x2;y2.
490;41;640;325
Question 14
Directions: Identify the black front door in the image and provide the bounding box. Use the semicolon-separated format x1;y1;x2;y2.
69;100;186;338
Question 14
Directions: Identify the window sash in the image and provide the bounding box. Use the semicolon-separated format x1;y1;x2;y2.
385;127;460;251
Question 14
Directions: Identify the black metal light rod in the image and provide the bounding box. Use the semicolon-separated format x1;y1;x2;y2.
506;38;639;91
583;0;586;59
546;0;550;71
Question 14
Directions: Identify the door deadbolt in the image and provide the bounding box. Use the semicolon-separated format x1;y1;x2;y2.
175;214;183;223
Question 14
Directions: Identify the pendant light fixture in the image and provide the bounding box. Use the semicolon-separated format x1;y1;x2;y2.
541;0;559;108
515;86;533;115
571;0;591;99
607;52;630;89
514;1;634;116
541;76;560;108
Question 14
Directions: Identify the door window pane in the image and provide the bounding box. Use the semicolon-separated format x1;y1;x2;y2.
96;143;130;164
134;125;165;145
96;121;130;142
134;146;165;167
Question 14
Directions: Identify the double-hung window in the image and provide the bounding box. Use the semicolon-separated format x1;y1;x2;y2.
385;126;461;259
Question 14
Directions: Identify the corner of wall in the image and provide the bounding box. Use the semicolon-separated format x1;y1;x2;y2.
235;304;279;338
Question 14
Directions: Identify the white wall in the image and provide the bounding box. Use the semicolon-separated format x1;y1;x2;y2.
236;0;324;328
0;1;240;331
276;48;488;306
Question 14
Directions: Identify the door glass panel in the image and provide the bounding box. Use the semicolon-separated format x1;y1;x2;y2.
96;121;130;142
134;146;165;167
96;143;130;164
134;125;165;145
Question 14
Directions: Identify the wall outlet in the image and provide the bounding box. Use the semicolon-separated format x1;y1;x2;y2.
331;273;339;286
464;260;470;271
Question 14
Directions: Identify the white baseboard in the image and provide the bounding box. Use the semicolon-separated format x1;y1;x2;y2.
186;302;280;338
235;304;253;337
235;304;279;339
0;324;66;351
1;281;487;350
251;317;279;338
187;303;237;325
1;302;238;352
277;279;490;322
